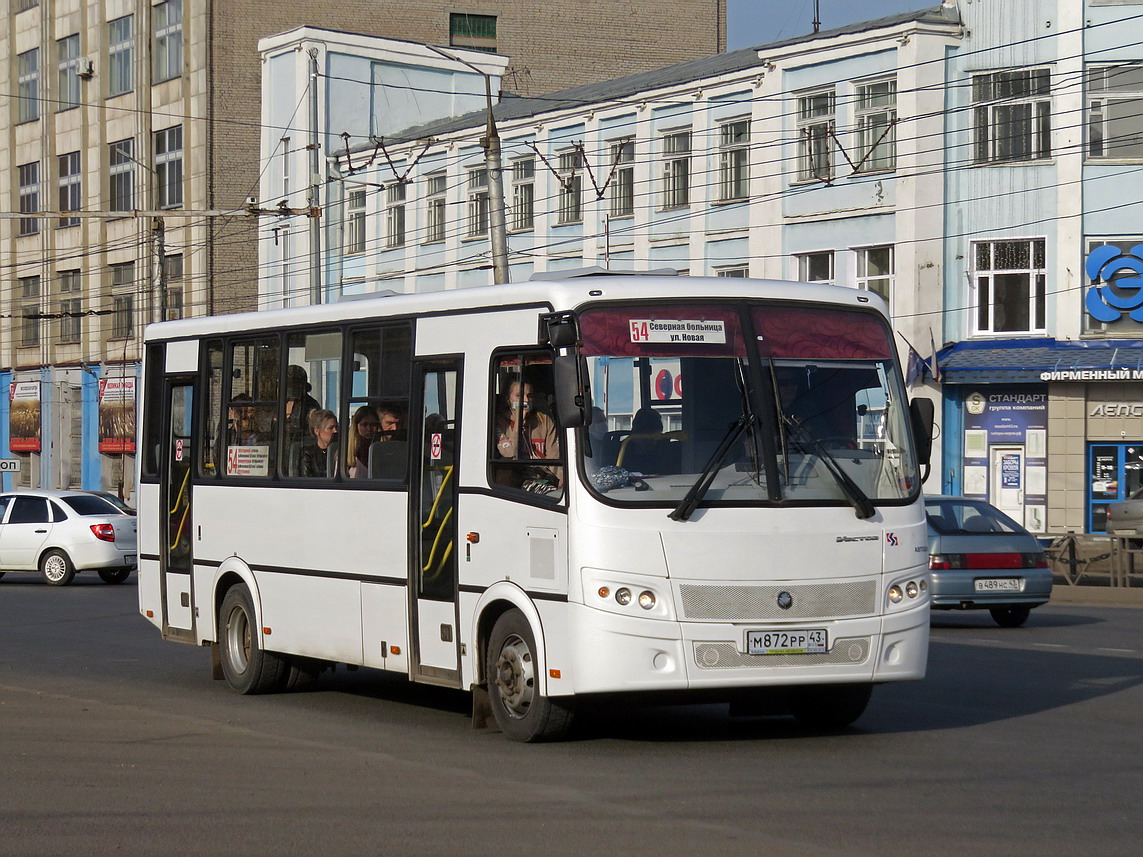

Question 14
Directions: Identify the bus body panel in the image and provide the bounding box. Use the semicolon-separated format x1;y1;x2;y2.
361;580;410;672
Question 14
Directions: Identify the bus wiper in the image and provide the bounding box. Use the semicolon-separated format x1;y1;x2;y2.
669;414;755;522
785;416;875;520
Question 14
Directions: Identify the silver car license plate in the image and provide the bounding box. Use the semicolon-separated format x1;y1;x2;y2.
746;629;828;655
974;577;1022;592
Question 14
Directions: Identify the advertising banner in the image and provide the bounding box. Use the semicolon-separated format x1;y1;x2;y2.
98;376;137;453
9;381;41;452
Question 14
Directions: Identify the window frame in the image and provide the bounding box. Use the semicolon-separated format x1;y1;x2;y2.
154;125;183;209
346;188;367;255
18;162;41;236
385;182;406;248
855;77;897;173
57;151;81;228
608;138;635;218
510;157;535;232
1088;63;1143;160
466;167;490;238
797;250;835;283
971;238;1047;335
717;118;750;202
108;139;135;212
796;87;835;182
19;275;41;347
17;49;40;123
972;68;1052;164
661;128;692;210
856;245;895;305
424;172;447;244
58;270;82;343
152;0;183;83
107;15;134;97
556;149;583;225
449;13;497;52
56;35;81;112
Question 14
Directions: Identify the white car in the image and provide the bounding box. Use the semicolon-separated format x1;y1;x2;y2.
0;490;137;586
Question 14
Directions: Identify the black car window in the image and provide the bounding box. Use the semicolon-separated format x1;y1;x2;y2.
9;496;50;524
61;495;121;516
50;501;68;522
925;500;1023;535
0;495;12;521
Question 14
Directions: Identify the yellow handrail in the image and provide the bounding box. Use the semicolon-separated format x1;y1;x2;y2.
421;465;454;530
422;507;454;573
167;464;191;515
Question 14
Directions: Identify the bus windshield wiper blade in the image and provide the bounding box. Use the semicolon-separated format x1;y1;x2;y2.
669;415;753;522
786;424;875;520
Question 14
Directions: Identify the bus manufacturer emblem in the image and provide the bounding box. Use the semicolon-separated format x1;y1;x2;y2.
776;591;793;610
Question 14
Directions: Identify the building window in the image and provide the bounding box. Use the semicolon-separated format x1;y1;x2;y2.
467;167;489;238
111;262;135;339
18;162;40;236
57;35;81;111
557;149;583;225
20;276;41;347
797;88;835;181
58;152;81;228
58;270;82;343
17;49;40;123
857;246;894;303
280;136;291;199
973;69;1051;163
153;0;183;83
16;0;39;11
163;254;183;320
386;182;406;248
972;239;1046;334
346;189;366;254
797;251;834;283
1088;64;1143;159
661;129;691;209
856;78;896;172
608;138;634;217
425;172;446;244
715;266;748;278
718;119;750;201
108;15;134;97
450;13;497;52
154;126;183;208
510;158;534;232
109;139;135;212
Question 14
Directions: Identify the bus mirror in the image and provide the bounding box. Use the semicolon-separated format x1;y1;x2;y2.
540;312;580;348
910;398;934;466
553;355;591;429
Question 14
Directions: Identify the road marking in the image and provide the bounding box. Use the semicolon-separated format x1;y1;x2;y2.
1096;647;1136;655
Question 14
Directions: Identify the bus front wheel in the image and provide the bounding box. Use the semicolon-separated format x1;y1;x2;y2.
486;609;574;742
788;683;873;730
218;584;289;694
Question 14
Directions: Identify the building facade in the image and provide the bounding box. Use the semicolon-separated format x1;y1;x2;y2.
0;0;726;500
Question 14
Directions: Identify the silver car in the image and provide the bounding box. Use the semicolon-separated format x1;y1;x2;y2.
0;490;137;586
925;495;1053;627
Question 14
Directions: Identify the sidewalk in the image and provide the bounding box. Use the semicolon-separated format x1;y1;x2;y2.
1045;533;1143;607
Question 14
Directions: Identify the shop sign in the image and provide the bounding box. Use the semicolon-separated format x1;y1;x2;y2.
1086;244;1143;324
1090;403;1143;417
98;376;136;454
9;381;41;453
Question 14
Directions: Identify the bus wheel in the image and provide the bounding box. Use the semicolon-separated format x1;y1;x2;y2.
989;605;1031;628
788;683;872;730
218;584;288;694
486;609;574;742
98;568;132;584
40;550;76;586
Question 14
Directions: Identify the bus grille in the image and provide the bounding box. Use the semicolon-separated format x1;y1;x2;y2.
693;637;871;669
678;581;877;622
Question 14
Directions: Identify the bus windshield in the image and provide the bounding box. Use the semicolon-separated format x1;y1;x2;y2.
578;301;919;511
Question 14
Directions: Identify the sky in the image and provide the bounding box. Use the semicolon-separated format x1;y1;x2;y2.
727;0;939;50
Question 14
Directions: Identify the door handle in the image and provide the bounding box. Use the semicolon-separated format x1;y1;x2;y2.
35;529;47;533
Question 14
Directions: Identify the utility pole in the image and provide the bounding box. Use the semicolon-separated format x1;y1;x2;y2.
427;46;509;283
153;216;167;322
308;47;324;305
813;0;821;34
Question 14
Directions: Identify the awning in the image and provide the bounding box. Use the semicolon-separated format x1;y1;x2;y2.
936;338;1143;384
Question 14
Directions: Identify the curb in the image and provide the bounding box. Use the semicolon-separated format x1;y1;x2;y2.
1048;584;1143;608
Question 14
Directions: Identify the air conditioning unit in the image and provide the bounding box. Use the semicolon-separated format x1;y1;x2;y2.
77;57;95;79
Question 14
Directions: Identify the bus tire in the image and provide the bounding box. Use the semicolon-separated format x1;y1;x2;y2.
788;683;872;730
989;605;1031;628
40;550;76;586
98;568;132;584
486;609;574;742
218;584;288;694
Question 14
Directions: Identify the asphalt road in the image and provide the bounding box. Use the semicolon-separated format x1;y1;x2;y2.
1;574;1141;857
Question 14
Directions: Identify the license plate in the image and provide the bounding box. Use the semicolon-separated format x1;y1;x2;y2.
124;555;136;566
746;629;828;655
974;577;1022;592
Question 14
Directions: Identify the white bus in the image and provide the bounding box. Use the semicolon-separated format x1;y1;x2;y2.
137;273;935;742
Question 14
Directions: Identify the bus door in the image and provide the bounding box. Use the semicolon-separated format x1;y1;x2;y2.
409;359;462;685
160;377;196;642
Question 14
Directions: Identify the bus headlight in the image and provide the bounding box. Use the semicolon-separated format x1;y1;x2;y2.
615;587;632;606
638;591;656;610
906;581;919;599
889;585;903;604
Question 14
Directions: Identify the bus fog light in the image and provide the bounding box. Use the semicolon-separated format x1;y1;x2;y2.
919;579;928;592
889;585;903;603
597;586;610;599
615;587;632;606
638;591;656;610
906;581;919;599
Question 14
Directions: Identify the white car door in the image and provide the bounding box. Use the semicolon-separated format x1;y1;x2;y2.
0;496;56;569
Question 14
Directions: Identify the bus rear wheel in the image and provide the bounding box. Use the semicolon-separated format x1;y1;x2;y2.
788;683;873;730
218;584;289;694
486;609;574;742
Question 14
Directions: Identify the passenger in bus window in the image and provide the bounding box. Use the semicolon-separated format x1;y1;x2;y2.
495;380;562;493
227;393;258;446
346;405;381;478
377;404;404;441
284;365;322;438
299;409;339;478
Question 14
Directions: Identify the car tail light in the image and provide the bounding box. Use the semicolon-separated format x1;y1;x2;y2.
90;523;116;543
1024;553;1049;568
930;552;1044;570
929;554;963;570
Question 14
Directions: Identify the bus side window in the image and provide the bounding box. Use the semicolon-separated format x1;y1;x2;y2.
343;324;412;481
225;338;279;478
489;351;563;498
200;340;224;477
282;329;341;479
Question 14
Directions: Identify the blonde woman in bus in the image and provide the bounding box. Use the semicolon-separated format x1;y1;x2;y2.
495;380;562;494
346;405;381;478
